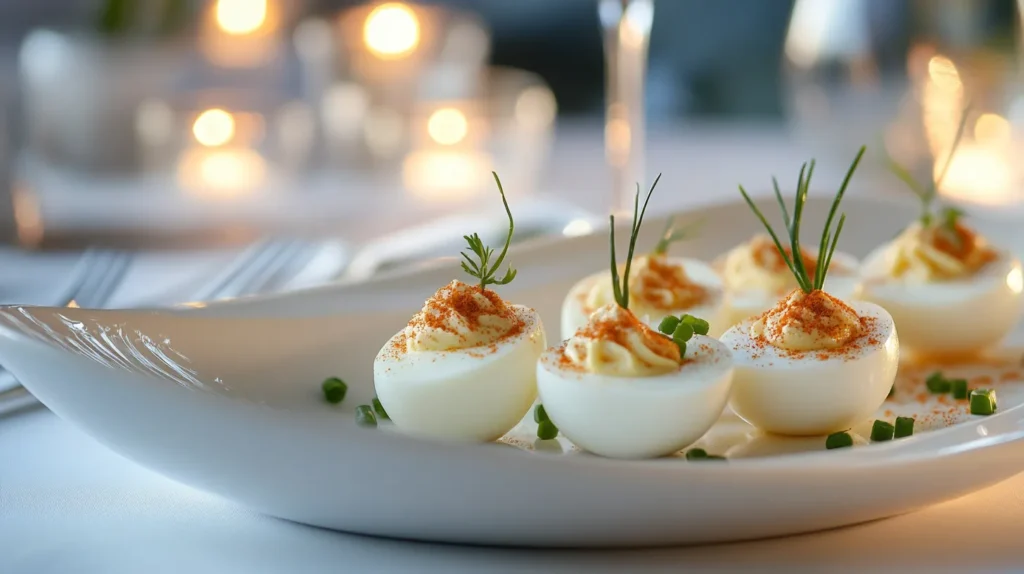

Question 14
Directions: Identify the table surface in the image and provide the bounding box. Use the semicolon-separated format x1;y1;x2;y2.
6;125;1024;572
4;408;1024;573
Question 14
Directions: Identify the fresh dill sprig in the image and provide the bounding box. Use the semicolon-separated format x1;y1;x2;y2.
651;216;704;255
738;146;866;294
884;105;971;227
460;172;517;290
610;174;662;309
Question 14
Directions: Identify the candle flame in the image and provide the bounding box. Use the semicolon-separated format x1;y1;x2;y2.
216;0;268;35
427;108;468;146
363;3;420;59
193;109;236;148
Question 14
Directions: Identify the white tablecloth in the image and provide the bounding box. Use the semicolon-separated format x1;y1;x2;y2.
3;409;1024;573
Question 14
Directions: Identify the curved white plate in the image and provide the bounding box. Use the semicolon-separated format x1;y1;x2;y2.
4;195;1024;548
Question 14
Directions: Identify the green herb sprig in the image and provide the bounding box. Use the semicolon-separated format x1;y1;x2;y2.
651;216;704;255
738;146;866;294
610;174;662;309
884;105;971;229
460;172;517;290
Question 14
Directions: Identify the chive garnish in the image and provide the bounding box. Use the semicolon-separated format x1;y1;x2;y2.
459;172;517;291
321;377;347;404
969;389;997;416
825;431;854;449
925;371;951;394
537;419;559;440
950;379;969;400
870;420;895;442
651;216;703;255
355;404;377;427
658;315;681;335
680;314;710;336
610;175;661;310
372;397;389;419
685;448;708;459
533;404;549;424
883;105;971;227
894;416;915;438
738;146;865;294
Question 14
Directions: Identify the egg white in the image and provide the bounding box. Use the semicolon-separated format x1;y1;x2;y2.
719;251;860;331
373;306;546;442
858;246;1023;357
718;301;898;436
536;335;734;459
560;257;726;340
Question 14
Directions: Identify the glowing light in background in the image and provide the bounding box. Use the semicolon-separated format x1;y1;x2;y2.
179;148;266;197
426;108;468;146
363;3;420;59
193;109;236;147
937;146;1012;205
922;54;964;159
515;86;557;132
974;113;1011;147
402;150;490;200
216;0;268;35
605;102;631;167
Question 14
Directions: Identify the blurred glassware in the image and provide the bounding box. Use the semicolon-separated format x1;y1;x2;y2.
599;0;654;212
782;0;1024;210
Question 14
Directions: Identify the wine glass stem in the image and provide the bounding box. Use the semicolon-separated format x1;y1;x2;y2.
601;0;653;211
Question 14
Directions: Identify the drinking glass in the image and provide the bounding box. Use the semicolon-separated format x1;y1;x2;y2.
598;0;653;212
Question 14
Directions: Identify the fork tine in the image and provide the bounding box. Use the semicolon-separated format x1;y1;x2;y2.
84;253;134;308
190;239;284;302
239;240;308;297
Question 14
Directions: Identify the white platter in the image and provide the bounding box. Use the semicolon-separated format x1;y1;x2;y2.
3;194;1024;548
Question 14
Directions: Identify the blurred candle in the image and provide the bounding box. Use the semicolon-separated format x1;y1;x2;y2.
201;0;280;68
363;3;420;59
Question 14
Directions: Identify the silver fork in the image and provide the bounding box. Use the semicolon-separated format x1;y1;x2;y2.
0;250;134;415
0;239;308;416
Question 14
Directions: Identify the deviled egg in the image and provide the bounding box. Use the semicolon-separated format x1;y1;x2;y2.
561;215;726;339
721;147;900;436
858;213;1022;357
859;107;1024;357
717;234;858;330
538;179;734;459
374;175;546;442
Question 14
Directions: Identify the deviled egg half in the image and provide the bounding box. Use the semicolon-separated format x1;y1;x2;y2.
561;214;726;339
538;178;734;459
374;174;546;442
721;147;900;436
859;108;1024;357
858;209;1022;357
717;234;858;330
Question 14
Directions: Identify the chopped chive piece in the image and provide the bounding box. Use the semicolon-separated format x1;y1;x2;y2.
925;372;951;394
826;431;854;449
870;420;895;442
658;315;680;335
355;404;377;427
969;389;997;416
685;448;708;460
321;377;347;404
672;322;694;343
950;379;969;400
537;419;559;440
674;340;687;358
372;397;389;419
680;314;710;336
533;404;549;424
894;416;915;438
887;385;895;398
